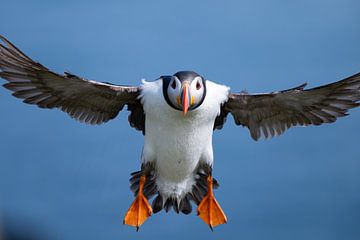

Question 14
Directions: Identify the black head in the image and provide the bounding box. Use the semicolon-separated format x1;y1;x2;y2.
162;71;206;114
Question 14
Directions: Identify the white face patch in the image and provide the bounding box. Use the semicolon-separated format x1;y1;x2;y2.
165;76;206;111
167;76;182;108
189;76;205;108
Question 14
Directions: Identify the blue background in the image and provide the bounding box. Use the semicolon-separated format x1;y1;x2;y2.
0;0;360;239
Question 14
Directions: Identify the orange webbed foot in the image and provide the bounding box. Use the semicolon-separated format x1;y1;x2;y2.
123;175;153;231
197;176;227;230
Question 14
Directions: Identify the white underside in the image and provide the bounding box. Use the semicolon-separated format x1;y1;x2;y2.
140;79;229;202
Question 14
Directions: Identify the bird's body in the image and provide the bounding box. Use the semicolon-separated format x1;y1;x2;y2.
140;79;229;202
1;35;359;230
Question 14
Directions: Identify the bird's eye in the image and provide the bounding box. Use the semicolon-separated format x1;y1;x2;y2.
171;80;176;89
196;81;201;90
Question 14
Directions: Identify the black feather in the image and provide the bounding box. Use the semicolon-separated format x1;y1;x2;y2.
127;166;221;215
179;195;192;215
164;198;172;213
152;194;163;214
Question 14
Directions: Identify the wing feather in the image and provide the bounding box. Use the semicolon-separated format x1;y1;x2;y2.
222;73;360;140
0;35;143;127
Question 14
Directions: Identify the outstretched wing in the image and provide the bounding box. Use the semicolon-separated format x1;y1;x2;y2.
0;35;145;130
218;73;360;140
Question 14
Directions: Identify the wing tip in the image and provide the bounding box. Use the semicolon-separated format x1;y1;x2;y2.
0;34;8;45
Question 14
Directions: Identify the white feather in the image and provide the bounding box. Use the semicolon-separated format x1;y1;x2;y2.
140;79;229;201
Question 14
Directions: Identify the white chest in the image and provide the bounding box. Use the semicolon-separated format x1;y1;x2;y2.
139;79;229;197
144;107;214;181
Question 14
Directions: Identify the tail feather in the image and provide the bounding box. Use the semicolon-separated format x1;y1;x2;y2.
179;195;192;215
128;169;220;215
152;194;163;214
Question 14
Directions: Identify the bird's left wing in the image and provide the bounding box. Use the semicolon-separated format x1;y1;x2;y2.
0;35;145;131
217;73;360;140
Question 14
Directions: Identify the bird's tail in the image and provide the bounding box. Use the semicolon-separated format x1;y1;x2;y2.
128;170;219;215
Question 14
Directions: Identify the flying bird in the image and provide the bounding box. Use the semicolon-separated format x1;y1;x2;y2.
1;35;360;230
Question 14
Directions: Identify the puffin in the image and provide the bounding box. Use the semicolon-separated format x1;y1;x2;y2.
1;35;360;230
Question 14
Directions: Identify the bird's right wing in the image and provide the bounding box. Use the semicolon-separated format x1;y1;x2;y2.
217;73;360;140
0;35;145;131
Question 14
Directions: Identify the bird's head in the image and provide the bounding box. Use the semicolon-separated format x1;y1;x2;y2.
162;71;206;115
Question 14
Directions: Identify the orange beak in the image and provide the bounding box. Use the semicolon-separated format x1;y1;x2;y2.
181;83;190;115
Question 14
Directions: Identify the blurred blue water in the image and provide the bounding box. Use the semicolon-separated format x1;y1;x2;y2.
0;0;360;239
